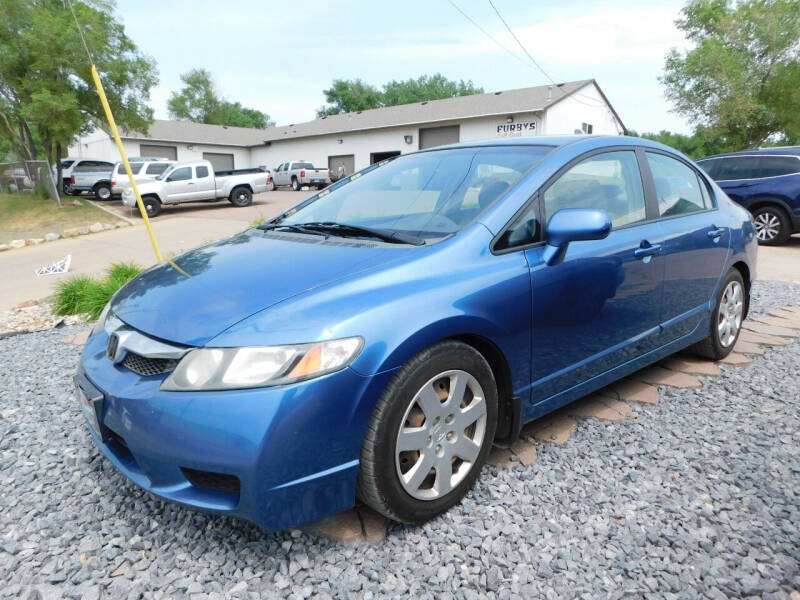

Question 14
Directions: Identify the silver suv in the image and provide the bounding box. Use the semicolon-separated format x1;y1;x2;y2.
111;157;176;196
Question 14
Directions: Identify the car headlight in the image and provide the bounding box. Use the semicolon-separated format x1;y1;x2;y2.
91;301;112;335
160;336;363;391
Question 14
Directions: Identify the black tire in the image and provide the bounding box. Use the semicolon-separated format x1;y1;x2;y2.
93;182;112;201
63;181;77;196
291;177;300;191
142;196;161;218
357;340;498;524
229;186;253;207
691;268;746;360
752;205;791;246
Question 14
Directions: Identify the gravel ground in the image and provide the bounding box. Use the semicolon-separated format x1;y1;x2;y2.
1;280;798;600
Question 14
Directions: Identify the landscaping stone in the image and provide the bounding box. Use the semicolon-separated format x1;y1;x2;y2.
116;221;131;227
754;315;800;329
62;227;80;238
742;321;798;338
9;239;25;249
732;339;765;355
599;379;660;405
509;438;537;466
660;355;721;376
523;412;577;444
719;352;751;366
77;226;90;235
567;394;633;421
88;222;104;233
631;365;702;388
71;199;82;206
44;232;60;242
13;300;39;309
0;244;9;252
25;238;44;246
739;329;791;346
304;509;364;544
61;330;90;346
102;223;116;231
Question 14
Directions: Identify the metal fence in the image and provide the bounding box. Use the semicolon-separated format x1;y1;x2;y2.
0;159;61;207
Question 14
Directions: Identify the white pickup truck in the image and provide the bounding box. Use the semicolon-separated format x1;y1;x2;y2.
272;161;331;191
122;160;268;217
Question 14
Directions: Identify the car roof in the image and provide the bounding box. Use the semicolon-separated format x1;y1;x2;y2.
698;147;800;161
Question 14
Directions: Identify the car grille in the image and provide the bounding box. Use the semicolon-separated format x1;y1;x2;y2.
121;352;178;377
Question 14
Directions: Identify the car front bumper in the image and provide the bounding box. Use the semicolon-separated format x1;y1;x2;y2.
77;331;395;530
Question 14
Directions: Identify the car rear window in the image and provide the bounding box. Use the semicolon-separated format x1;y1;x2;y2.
117;163;144;175
757;156;800;177
293;162;314;170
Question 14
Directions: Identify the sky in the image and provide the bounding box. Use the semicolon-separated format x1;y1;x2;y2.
114;0;693;134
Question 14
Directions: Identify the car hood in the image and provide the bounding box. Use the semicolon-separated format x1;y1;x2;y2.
111;230;414;346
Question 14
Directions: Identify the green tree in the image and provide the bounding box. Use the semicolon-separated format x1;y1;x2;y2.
628;127;728;159
316;79;383;117
0;0;156;186
382;74;483;107
662;0;800;149
316;74;484;117
168;69;274;129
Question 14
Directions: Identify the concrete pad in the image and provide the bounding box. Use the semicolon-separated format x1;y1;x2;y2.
756;242;800;283
752;315;800;330
742;321;798;338
732;340;765;355
719;352;751;366
357;506;388;543
487;446;516;468
568;395;633;422
599;379;660;405
523;413;577;445
739;330;791;346
304;509;364;544
510;439;537;467
631;365;702;389
661;356;721;377
60;330;90;346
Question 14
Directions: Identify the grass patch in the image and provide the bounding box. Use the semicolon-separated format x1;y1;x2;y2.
54;262;143;320
248;214;267;228
0;193;110;244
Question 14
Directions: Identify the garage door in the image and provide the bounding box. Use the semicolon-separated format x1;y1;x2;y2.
203;152;234;171
328;154;354;179
419;126;460;149
140;144;177;160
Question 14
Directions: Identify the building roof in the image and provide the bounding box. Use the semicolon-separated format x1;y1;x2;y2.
124;79;616;147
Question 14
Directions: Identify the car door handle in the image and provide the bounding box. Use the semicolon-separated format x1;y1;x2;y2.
707;227;725;239
187;182;195;185
634;243;662;258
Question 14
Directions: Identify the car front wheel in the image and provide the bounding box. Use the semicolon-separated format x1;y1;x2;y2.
692;268;745;360
752;206;791;245
357;341;497;524
142;196;161;218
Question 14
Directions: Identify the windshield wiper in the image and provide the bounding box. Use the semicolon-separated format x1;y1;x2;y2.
257;223;330;237
298;222;425;246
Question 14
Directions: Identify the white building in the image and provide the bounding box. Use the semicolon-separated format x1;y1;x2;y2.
71;79;625;174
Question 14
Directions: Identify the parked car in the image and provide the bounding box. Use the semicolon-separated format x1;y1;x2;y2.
70;162;115;200
76;136;756;531
1;167;33;192
271;161;331;191
697;147;800;245
121;160;269;217
111;158;176;197
57;158;114;196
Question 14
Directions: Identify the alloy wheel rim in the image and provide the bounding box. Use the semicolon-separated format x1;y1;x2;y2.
395;369;487;501
718;280;744;348
754;212;780;241
99;188;110;200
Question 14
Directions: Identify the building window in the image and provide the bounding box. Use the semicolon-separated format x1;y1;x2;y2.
582;122;594;134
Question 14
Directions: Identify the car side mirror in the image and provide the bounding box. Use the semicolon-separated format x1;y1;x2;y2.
543;208;612;266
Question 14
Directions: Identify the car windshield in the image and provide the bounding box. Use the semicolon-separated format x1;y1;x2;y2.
279;145;552;240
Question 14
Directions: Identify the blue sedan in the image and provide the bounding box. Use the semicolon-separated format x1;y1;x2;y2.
76;136;757;530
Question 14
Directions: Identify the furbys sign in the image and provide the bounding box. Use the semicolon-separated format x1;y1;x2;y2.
496;120;537;137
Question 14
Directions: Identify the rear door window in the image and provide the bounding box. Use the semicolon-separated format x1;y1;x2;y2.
757;156;800;177
116;163;144;175
145;163;170;175
715;157;760;180
646;152;709;217
196;166;209;178
543;150;646;228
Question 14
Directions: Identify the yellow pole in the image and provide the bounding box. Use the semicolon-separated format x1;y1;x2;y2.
90;65;163;262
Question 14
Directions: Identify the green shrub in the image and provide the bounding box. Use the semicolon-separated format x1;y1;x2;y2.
53;261;143;320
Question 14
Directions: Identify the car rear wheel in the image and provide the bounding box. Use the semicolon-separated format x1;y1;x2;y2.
229;186;252;207
142;196;161;218
63;181;76;196
357;341;497;524
291;177;300;191
752;206;791;245
93;182;112;201
691;268;745;360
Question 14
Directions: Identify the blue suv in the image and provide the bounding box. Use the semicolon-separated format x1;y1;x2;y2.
697;148;800;245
